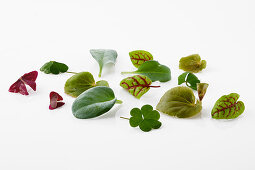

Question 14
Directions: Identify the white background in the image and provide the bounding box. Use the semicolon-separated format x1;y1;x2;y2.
0;0;254;169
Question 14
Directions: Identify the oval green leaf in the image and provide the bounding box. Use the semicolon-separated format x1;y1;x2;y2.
129;50;153;68
179;54;206;73
40;61;68;74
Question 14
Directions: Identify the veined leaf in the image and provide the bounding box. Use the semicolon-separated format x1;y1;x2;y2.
178;72;200;90
120;75;160;99
122;60;171;82
179;54;206;73
211;93;245;119
40;61;68;74
129;50;153;68
90;49;117;77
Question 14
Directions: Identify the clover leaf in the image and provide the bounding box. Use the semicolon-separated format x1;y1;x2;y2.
178;72;200;90
121;105;162;132
40;61;69;74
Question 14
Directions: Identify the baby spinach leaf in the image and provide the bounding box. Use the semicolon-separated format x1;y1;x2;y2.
40;61;68;74
64;72;109;97
211;93;245;119
120;75;160;99
121;60;171;82
72;86;122;119
129;50;153;68
179;54;206;73
90;49;117;77
178;72;200;90
156;86;204;118
120;104;162;132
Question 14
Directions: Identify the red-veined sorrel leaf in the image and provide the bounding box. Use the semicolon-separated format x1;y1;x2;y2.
120;75;160;99
49;91;65;110
129;50;153;68
9;71;38;95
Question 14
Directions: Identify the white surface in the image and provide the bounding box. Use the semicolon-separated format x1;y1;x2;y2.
0;0;254;169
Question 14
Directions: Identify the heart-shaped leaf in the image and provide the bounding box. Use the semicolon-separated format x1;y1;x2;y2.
179;54;206;73
72;86;122;119
129;50;153;68
90;49;117;77
122;60;171;82
120;75;160;99
211;93;245;119
40;61;68;74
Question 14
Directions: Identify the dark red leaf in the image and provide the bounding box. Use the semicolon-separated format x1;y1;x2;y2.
49;91;65;110
9;71;38;95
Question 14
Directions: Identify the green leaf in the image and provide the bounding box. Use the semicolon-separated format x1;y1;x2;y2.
197;83;209;101
72;86;122;119
156;86;203;118
122;60;171;82
211;93;245;119
40;61;68;74
179;54;206;73
95;80;109;87
178;72;200;90
126;104;162;132
129;50;153;68
120;75;160;99
64;72;108;97
90;49;117;77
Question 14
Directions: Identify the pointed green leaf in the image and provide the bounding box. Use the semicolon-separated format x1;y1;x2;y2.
129;50;153;68
179;54;206;73
90;49;117;77
120;75;160;99
122;60;171;82
211;93;245;119
178;72;189;85
40;61;68;74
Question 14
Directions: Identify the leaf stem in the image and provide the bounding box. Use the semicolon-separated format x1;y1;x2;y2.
121;71;134;74
66;71;78;74
148;85;160;88
120;117;129;120
116;100;123;104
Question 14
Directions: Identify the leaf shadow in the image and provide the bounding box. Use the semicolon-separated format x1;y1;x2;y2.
96;103;122;119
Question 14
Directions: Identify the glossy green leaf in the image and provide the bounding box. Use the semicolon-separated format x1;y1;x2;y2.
40;61;68;74
72;86;122;119
122;60;171;82
179;54;206;73
178;72;200;90
120;75;160;99
211;93;245;119
156;86;203;118
90;49;117;77
129;50;153;68
126;105;162;132
64;72;108;97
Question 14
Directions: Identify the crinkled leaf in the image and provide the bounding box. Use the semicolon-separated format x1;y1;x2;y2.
64;72;109;98
122;60;171;82
211;93;245;119
72;86;121;119
156;86;202;118
90;49;117;77
178;72;200;90
129;50;153;68
40;61;68;74
179;54;206;73
9;71;38;95
120;75;160;99
197;83;209;101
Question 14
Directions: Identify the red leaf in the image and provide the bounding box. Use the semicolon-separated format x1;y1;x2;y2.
9;71;38;95
49;91;65;110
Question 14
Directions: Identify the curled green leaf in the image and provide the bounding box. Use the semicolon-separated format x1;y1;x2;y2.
40;61;68;74
197;83;209;101
211;93;245;119
64;72;109;97
129;50;153;68
179;54;206;73
156;86;203;118
178;72;200;90
72;86;122;119
90;49;117;77
120;75;160;99
122;60;171;82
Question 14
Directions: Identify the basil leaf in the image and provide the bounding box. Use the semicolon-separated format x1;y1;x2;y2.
90;49;117;77
40;61;68;74
179;54;206;73
129;50;153;68
72;86;122;119
122;60;171;82
211;93;245;119
178;72;200;90
156;86;202;118
64;72;108;97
